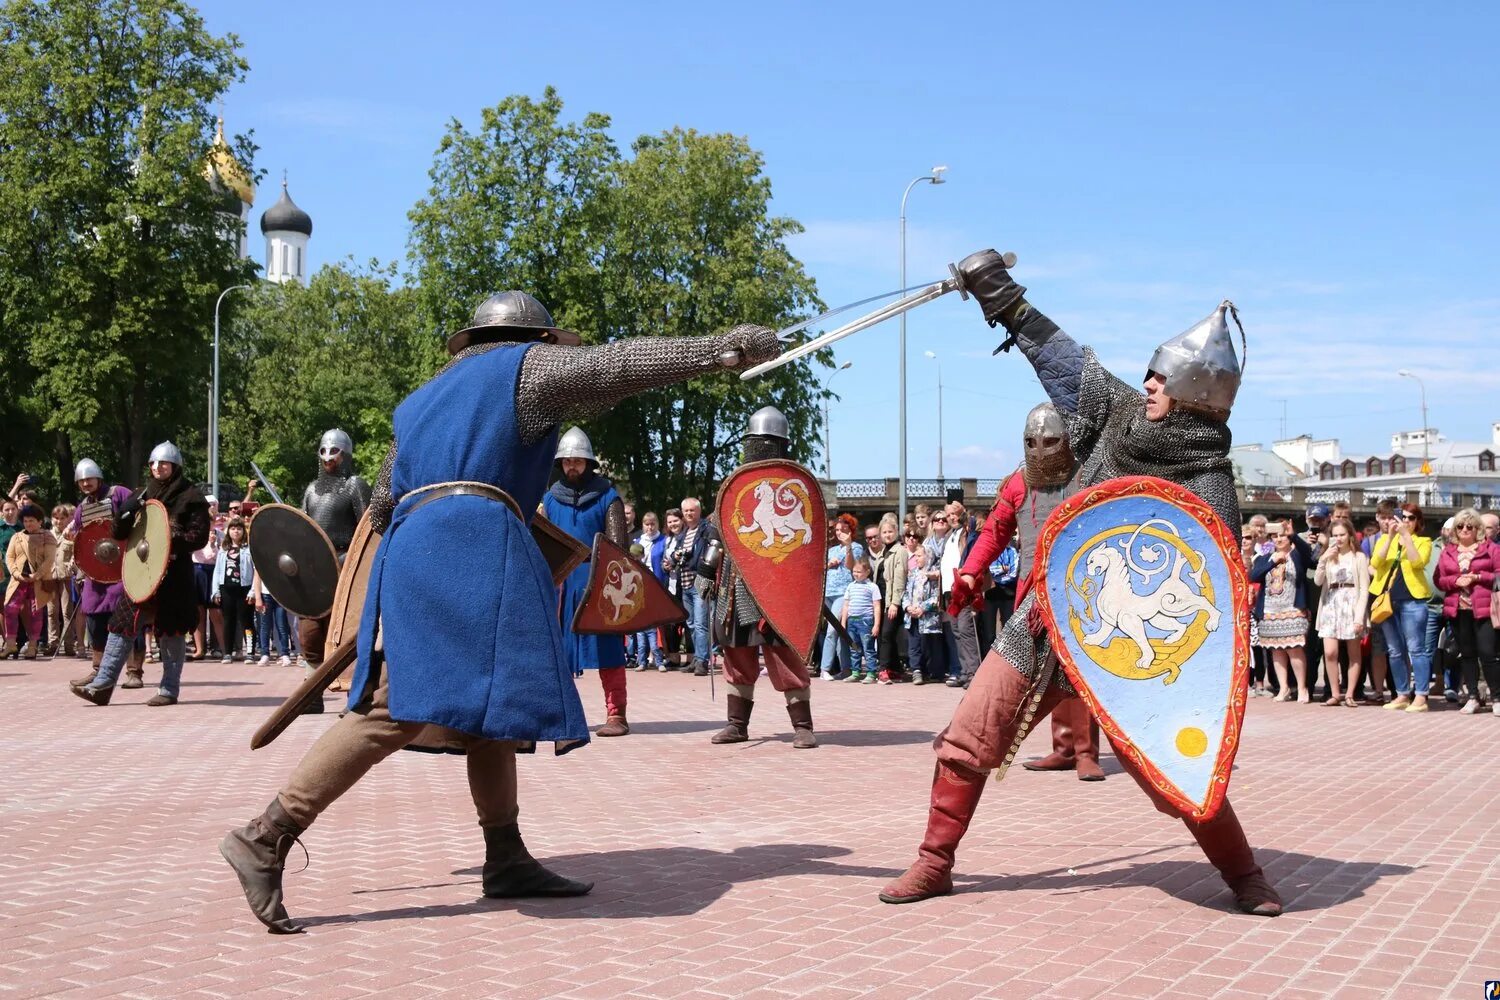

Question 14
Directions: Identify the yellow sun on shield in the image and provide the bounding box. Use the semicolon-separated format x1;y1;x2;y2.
730;478;816;565
1175;726;1209;757
1065;525;1218;684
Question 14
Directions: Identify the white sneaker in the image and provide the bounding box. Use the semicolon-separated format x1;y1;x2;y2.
221;655;233;663
657;663;668;672
278;655;291;667
1493;702;1500;716
256;655;270;667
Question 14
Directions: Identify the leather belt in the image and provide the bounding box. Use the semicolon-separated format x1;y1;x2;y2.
401;481;523;521
1326;582;1356;589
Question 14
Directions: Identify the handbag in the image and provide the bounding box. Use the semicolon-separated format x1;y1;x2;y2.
1369;537;1401;626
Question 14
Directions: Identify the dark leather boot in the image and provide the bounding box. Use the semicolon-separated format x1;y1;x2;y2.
120;668;144;690
299;696;325;715
787;699;817;749
711;694;753;744
481;823;592;898
1075;715;1105;782
879;762;986;903
69;682;112;706
1187;799;1282;916
70;668;98;686
219;798;305;934
1022;698;1077;772
595;715;630;737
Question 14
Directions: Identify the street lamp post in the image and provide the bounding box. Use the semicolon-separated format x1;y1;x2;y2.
924;350;944;487
1397;369;1431;501
899;165;948;524
822;361;852;478
212;284;252;499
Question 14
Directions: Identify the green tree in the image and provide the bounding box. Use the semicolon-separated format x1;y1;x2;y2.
407;89;827;515
216;260;441;502
0;0;256;493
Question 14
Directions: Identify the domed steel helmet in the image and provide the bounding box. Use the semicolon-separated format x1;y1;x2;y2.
1022;403;1073;487
446;291;582;355
1147;301;1243;418
746;405;790;441
555;426;596;464
149;441;184;467
73;458;104;484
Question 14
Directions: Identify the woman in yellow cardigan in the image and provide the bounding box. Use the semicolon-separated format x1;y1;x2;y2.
1369;503;1434;711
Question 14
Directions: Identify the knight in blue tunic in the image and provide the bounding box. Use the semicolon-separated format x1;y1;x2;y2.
542;426;633;737
220;290;779;934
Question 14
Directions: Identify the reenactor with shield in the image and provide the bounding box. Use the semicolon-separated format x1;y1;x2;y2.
69;442;211;707
879;251;1282;917
69;460;136;685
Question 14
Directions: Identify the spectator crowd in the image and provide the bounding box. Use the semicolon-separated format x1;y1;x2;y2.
11;464;1498;719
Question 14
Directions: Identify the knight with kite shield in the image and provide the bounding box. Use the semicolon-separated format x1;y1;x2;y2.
880;250;1282;918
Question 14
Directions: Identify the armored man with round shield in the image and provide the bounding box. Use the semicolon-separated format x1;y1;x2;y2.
220;290;778;933
710;406;820;749
296;428;371;711
880;252;1282;917
543;426;632;737
68;459;135;686
70;442;210;707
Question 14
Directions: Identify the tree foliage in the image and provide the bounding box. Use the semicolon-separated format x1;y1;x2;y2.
407;89;828;515
216;260;441;502
0;0;256;493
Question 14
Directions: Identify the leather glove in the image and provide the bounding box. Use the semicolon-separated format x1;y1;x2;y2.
946;570;984;618
956;249;1026;328
119;495;143;518
719;324;779;368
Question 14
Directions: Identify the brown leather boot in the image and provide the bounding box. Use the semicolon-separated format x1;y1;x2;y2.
595;715;630;737
69;681;112;706
711;694;753;744
1187;799;1282;916
787;698;817;749
481;823;592;897
1022;699;1077;771
1075;715;1105;782
879;762;986;903
219;798;305;934
70;668;99;687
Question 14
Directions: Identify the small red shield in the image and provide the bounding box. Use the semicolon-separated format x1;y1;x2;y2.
75;519;124;583
715;459;827;663
571;535;686;636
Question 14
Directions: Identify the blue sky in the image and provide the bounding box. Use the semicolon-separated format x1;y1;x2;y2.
201;1;1499;480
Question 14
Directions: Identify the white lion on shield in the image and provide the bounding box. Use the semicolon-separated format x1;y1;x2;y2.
739;480;813;549
1080;523;1221;673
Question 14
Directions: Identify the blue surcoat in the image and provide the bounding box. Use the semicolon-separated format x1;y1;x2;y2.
543;485;628;673
348;343;590;752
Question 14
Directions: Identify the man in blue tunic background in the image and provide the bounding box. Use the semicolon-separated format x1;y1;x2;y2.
544;426;632;736
219;290;778;934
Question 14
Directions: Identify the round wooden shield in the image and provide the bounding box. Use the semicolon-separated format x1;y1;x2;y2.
326;510;378;649
248;504;339;619
122;499;171;603
74;519;123;583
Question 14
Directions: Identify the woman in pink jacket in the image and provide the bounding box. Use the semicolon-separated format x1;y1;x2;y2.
1435;508;1500;714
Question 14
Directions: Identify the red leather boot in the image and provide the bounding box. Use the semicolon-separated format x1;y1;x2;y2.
1023;698;1078;772
1188;799;1282;916
1075;711;1105;782
879;762;986;903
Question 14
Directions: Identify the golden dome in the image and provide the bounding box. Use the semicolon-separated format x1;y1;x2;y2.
203;116;255;206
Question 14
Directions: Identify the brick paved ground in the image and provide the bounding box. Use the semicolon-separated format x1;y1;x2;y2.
3;656;1499;1000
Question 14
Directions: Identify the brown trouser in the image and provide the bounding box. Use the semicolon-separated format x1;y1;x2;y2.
939;647;1259;879
722;644;811;694
298;614;330;666
277;662;519;830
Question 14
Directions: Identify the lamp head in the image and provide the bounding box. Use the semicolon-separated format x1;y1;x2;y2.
930;165;948;184
924;350;937;359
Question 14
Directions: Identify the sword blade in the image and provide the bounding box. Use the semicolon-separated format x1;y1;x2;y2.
250;460;284;506
774;279;945;342
742;279;959;381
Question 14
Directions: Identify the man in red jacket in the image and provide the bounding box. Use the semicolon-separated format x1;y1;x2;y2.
949;403;1104;781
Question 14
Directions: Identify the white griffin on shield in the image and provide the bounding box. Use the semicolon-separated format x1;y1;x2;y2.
739;480;813;548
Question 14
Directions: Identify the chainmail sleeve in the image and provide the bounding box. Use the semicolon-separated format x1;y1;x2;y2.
515;325;779;444
605;497;628;547
348;475;372;518
368;443;397;535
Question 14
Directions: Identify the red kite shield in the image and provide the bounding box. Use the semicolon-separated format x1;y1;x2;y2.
715;459;827;663
1033;475;1250;822
571;535;685;635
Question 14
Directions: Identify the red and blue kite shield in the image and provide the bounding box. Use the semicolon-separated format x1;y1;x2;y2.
715;459;827;664
1033;475;1250;822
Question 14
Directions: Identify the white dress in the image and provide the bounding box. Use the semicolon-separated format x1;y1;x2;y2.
1315;556;1363;641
